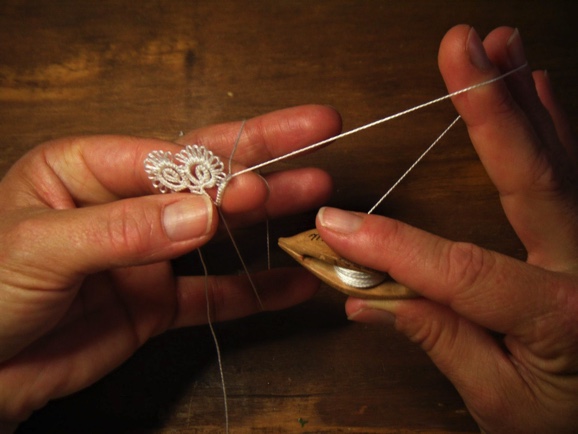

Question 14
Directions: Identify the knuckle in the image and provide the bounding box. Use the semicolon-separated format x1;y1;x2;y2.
99;204;156;260
518;149;564;197
402;314;448;354
370;216;405;254
204;276;230;323
466;85;519;132
489;88;519;122
442;241;492;298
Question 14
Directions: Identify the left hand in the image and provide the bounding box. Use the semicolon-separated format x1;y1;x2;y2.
0;104;341;427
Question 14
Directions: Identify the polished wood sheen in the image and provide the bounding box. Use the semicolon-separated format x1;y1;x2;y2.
1;1;577;432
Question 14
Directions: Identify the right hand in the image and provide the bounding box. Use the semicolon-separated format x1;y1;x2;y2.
317;26;578;433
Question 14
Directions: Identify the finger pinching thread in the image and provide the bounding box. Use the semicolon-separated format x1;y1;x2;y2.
144;144;232;432
143;131;254;434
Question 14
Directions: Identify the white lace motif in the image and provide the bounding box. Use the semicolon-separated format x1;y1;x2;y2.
144;145;227;195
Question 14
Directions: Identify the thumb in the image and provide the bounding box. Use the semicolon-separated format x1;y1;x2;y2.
0;193;216;361
3;194;216;285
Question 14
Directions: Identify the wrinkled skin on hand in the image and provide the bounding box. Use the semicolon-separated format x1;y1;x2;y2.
317;26;578;433
0;105;341;430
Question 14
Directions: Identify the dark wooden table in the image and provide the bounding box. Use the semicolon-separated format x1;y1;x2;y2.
2;1;577;432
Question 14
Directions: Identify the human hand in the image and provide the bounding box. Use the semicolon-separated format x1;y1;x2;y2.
316;26;578;433
0;104;341;429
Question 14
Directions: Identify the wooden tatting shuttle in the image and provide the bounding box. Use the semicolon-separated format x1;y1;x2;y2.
278;229;418;300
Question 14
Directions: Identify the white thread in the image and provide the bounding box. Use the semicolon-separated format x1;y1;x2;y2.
229;119;246;174
143;63;528;427
334;266;386;288
198;249;229;434
144;145;227;195
215;119;247;207
367;115;461;214
229;63;527;179
219;120;265;309
218;208;265;310
144;122;254;434
143;124;263;307
146;65;527;203
333;116;461;289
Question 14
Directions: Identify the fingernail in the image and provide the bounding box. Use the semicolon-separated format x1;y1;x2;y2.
348;308;396;325
163;195;213;241
317;207;364;234
507;28;527;68
467;27;493;71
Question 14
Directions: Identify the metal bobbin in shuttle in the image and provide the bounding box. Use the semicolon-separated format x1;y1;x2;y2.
278;229;418;300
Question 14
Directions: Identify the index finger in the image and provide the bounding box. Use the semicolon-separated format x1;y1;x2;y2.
1;135;177;209
6;105;341;209
439;25;578;268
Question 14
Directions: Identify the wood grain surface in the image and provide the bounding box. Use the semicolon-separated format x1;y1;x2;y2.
1;1;577;432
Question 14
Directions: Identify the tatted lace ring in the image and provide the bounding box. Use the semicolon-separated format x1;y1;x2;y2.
144;144;231;204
